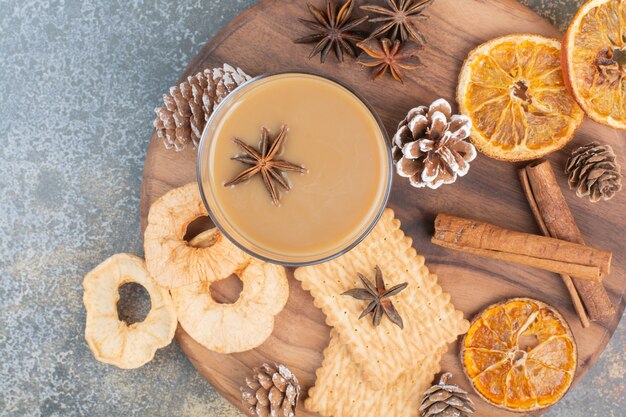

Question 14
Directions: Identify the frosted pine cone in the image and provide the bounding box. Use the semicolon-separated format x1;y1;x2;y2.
392;98;477;189
240;363;300;417
154;64;252;152
419;372;475;417
565;142;622;202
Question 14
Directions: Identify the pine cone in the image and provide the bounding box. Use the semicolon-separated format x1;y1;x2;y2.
392;98;477;189
419;372;475;417
240;363;300;417
153;64;252;152
565;142;622;202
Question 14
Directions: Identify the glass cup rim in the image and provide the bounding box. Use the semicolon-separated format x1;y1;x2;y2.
196;71;393;267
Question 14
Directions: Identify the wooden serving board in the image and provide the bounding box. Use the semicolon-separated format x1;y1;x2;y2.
140;1;626;416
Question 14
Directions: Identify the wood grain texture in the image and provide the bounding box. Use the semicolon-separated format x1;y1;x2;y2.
139;1;626;416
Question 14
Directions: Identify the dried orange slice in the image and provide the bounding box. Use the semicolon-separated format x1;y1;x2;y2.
458;34;584;161
462;298;577;411
562;0;626;130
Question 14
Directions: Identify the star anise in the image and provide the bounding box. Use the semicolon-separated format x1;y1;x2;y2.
224;125;306;206
294;0;368;63
357;37;421;82
342;265;408;329
361;0;433;43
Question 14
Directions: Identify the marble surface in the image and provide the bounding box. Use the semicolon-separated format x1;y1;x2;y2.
0;0;623;416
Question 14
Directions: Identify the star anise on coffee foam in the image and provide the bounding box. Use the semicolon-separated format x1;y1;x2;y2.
225;125;306;206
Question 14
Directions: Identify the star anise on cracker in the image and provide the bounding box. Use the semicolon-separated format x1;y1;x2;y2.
361;0;433;43
294;0;368;63
342;265;408;329
225;125;306;206
357;37;421;82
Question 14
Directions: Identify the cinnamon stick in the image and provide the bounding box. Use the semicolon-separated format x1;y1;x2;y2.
432;214;612;282
519;167;590;328
521;160;615;321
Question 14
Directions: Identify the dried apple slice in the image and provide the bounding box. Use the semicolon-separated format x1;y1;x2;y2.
144;182;250;288
171;231;289;353
83;253;176;369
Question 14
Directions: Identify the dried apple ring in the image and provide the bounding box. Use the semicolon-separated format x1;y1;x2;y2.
83;253;177;369
171;231;289;353
144;182;250;288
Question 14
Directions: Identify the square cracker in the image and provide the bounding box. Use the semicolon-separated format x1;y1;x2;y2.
295;208;468;389
305;330;444;417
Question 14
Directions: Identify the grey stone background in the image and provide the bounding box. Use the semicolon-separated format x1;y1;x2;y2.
0;0;623;416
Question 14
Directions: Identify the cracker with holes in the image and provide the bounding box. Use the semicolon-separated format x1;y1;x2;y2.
294;208;469;389
83;253;177;369
305;330;444;417
144;182;250;288
170;228;289;353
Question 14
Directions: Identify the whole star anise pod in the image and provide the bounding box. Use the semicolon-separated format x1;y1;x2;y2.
357;37;421;82
225;125;306;206
342;265;408;329
294;0;368;63
361;0;433;43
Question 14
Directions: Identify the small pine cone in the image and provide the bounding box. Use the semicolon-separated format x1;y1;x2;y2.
153;63;252;152
565;142;622;202
392;98;477;189
419;372;475;417
240;363;300;417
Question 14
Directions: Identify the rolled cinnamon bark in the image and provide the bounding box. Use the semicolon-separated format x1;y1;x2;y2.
522;160;615;321
432;214;612;282
519;166;590;328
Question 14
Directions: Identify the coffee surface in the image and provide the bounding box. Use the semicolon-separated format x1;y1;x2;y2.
208;74;388;259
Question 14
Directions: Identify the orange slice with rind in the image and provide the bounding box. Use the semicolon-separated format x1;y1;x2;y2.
462;297;577;411
563;0;626;130
458;34;585;161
